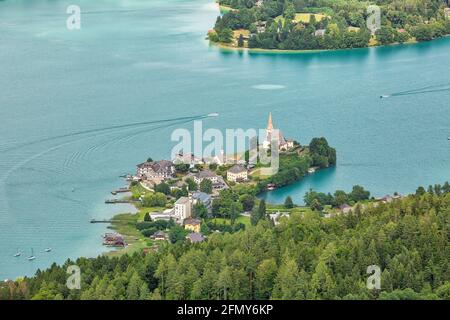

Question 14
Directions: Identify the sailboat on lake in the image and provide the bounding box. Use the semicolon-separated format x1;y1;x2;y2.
28;248;36;261
13;249;21;257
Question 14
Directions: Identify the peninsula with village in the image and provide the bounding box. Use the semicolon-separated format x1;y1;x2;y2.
208;0;450;51
101;113;339;252
96;112;376;256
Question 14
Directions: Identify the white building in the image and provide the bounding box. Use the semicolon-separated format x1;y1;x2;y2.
314;29;326;37
193;170;219;185
227;165;248;182
149;210;176;222
269;211;290;226
174;197;192;221
136;160;175;183
255;0;264;7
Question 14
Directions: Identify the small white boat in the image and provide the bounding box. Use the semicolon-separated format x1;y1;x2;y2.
45;248;52;252
28;248;36;261
13;249;21;257
207;112;219;117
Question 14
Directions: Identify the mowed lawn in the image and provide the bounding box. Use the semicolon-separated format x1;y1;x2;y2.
275;13;329;24
219;4;235;14
233;29;250;38
295;13;328;23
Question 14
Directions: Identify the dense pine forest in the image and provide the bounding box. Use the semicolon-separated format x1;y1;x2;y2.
1;184;449;300
210;0;450;50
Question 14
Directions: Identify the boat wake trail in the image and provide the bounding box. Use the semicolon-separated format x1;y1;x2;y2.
0;114;207;154
381;84;450;98
0;113;215;211
61;116;200;171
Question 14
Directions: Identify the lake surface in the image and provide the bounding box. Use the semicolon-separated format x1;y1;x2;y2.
0;0;449;280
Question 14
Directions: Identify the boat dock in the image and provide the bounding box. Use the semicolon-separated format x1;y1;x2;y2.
111;187;130;195
105;199;140;204
90;219;112;224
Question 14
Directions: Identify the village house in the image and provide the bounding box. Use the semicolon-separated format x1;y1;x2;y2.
191;191;212;212
445;7;450;19
183;218;201;233
193;169;219;185
339;204;352;214
204;150;226;166
226;164;248;183
314;29;326;37
268;211;290;225
103;233;125;247
172;152;203;167
186;232;205;243
174;196;192;221
136;160;175;184
150;231;169;241
379;194;403;204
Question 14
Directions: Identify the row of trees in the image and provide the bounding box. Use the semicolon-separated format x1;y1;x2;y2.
3;183;449;300
304;185;371;210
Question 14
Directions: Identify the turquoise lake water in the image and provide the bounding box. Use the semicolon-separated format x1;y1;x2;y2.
0;0;449;279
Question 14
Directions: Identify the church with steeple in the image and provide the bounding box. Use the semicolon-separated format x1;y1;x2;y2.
262;112;294;151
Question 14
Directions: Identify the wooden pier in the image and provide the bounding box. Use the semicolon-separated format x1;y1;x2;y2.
90;219;112;224
105;199;140;204
111;188;130;195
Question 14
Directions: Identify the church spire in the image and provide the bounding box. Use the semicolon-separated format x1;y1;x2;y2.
267;112;273;130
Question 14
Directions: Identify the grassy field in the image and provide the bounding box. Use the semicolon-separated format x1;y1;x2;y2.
130;183;152;198
347;26;361;32
219;4;235;14
295;13;328;23
275;13;329;24
134;204;167;221
266;204;313;215
106;213;150;257
233;29;250;38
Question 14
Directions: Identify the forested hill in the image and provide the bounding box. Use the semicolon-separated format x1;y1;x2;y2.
209;0;450;50
2;185;450;300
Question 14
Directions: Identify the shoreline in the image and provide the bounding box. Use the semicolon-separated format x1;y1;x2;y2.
209;38;428;54
208;30;450;55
